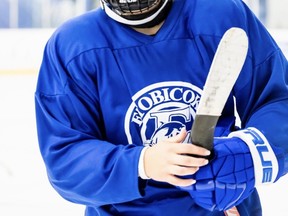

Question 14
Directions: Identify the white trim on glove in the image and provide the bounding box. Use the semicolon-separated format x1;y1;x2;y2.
228;127;279;186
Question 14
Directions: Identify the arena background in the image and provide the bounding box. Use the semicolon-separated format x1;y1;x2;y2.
0;1;288;215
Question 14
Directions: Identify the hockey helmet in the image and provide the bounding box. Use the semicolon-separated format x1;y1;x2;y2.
100;0;173;28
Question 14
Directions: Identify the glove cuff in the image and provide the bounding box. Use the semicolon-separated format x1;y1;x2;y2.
228;127;278;186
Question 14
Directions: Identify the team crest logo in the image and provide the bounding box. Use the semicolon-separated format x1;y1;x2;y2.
124;81;202;146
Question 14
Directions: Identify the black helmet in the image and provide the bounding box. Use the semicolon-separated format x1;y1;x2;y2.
100;0;173;28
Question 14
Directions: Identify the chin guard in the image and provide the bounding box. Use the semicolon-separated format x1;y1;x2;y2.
100;0;172;27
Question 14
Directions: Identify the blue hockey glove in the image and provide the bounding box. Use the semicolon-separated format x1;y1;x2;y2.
181;127;279;211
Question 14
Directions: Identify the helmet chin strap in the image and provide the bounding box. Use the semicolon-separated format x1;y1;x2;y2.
101;0;170;26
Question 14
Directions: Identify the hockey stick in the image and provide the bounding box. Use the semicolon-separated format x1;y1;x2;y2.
190;27;248;152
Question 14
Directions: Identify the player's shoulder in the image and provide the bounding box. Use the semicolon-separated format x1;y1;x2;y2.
182;0;247;37
185;0;244;10
45;7;119;64
184;0;246;24
52;8;110;46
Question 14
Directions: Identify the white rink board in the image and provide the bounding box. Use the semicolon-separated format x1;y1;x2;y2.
0;29;287;216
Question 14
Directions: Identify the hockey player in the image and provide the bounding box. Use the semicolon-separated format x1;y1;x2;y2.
35;0;288;215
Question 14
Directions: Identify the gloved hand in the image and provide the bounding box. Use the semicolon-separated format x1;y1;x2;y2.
180;127;279;211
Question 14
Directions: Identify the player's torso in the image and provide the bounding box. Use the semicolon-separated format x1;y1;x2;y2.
70;0;241;146
57;1;264;215
94;34;236;146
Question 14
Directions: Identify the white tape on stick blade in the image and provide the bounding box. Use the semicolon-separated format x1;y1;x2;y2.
191;27;249;151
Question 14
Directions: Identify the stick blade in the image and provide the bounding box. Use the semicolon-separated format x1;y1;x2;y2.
197;27;248;116
191;27;248;151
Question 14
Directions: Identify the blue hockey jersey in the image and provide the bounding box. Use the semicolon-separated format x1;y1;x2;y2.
35;0;288;215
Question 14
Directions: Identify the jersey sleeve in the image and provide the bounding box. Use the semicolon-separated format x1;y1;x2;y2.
35;34;145;207
234;6;288;181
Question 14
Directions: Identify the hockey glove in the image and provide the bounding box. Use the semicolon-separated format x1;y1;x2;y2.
180;127;279;211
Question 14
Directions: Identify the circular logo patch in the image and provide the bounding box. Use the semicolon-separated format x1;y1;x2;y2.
125;81;202;145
